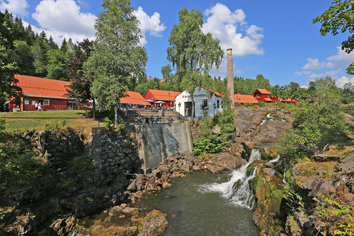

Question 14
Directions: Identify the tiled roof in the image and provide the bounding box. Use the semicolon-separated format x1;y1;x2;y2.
264;98;273;102
234;94;259;104
201;86;223;97
120;91;150;105
146;89;181;101
14;74;70;98
255;89;271;94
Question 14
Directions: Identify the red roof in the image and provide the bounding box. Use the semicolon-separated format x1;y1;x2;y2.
145;89;181;101
264;98;273;102
120;91;150;105
234;94;259;104
255;89;271;94
14;74;71;98
201;86;223;97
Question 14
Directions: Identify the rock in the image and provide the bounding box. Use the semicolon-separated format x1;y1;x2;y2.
126;226;138;236
122;207;139;214
300;177;341;197
138;210;168;236
109;206;123;216
135;174;145;191
263;168;276;177
337;152;354;173
127;180;137;191
314;154;340;162
162;183;171;189
193;165;201;171
90;225;126;236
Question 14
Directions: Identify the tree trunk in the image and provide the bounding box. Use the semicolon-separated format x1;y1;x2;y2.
114;106;118;128
92;99;96;120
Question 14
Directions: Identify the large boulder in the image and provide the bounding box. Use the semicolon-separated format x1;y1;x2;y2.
337;152;354;173
137;210;168;236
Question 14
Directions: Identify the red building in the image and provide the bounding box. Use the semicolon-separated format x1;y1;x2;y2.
9;75;84;112
120;91;150;106
234;93;259;106
144;89;181;107
252;88;297;104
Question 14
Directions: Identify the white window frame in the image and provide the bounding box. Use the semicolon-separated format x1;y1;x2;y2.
43;99;50;106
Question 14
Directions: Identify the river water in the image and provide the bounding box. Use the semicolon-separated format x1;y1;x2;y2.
136;170;260;236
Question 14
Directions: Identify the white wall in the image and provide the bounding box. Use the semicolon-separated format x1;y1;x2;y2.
174;87;223;118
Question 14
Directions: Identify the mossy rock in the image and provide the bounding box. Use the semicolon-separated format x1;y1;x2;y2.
138;210;168;236
90;225;127;236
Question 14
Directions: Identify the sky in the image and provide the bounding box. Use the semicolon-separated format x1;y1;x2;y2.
1;0;354;88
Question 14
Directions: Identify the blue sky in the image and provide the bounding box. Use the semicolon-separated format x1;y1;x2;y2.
1;0;354;88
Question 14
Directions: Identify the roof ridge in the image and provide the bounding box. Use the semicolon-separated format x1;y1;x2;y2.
15;74;70;83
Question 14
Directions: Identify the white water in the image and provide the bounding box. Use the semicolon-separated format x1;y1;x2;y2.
201;150;281;210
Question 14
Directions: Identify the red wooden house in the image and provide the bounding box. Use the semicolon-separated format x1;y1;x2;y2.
234;93;259;106
9;75;84;112
252;88;297;104
144;89;181;107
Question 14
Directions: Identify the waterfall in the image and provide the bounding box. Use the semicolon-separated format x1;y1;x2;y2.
202;150;280;210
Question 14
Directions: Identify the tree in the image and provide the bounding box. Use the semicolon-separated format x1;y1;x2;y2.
8;40;35;76
67;39;96;118
314;0;354;74
166;7;223;120
0;24;22;104
340;82;354;104
46;49;69;81
307;76;341;103
85;0;147;127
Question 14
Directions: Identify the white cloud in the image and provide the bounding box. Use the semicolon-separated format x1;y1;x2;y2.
300;85;308;88
0;0;29;16
235;69;242;74
134;6;166;46
327;46;354;67
326;62;335;68
302;58;325;70
337;76;354;88
202;3;264;57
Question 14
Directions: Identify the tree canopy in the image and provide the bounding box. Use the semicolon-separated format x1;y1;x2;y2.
314;0;354;74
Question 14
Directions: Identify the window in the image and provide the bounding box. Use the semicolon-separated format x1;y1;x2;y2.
43;99;49;105
201;99;208;109
32;100;36;105
217;100;220;108
24;100;29;105
67;101;79;110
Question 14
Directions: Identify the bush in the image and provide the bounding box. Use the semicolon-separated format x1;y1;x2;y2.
193;134;228;156
258;101;265;107
43;118;67;131
69;155;94;173
103;117;113;130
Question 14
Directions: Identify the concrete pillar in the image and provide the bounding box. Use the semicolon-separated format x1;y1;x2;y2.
227;48;235;107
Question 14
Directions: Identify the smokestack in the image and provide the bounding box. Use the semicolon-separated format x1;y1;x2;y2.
227;48;235;107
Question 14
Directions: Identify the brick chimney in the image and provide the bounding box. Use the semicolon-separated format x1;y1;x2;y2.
227;48;235;107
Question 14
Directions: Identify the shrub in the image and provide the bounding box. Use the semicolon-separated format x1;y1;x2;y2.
193;134;228;156
258;101;266;107
103;117;113;130
43;118;67;131
69;155;94;173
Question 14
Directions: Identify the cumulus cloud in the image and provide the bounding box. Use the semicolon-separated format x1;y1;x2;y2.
204;3;263;76
302;58;325;70
0;0;29;16
327;46;354;67
337;76;354;88
202;3;264;56
134;6;166;46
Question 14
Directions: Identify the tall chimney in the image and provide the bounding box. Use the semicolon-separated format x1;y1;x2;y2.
227;48;235;107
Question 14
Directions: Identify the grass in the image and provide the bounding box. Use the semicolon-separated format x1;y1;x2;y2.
0;110;103;131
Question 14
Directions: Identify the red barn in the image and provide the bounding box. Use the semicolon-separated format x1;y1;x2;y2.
144;89;181;107
9;74;84;112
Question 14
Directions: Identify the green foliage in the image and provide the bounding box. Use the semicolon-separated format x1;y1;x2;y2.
57;178;76;190
214;92;235;140
103;117;113;130
0;143;43;192
43;118;67;131
234;74;272;95
276;79;348;159
313;0;354;74
258;101;266;107
69;155;94;173
314;196;354;236
86;0;147;110
0;118;5;132
193;134;227;156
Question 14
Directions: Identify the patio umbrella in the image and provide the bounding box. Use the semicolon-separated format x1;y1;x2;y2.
154;101;166;104
162;107;165;117
144;99;154;103
125;105;129;117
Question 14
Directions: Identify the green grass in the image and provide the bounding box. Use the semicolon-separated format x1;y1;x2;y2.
0;110;103;131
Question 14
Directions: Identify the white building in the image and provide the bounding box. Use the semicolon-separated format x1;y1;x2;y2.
175;86;223;118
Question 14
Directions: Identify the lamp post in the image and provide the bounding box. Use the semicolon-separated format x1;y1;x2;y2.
213;103;216;116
